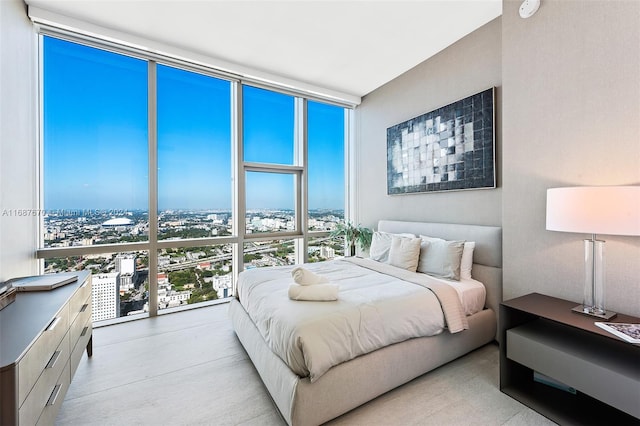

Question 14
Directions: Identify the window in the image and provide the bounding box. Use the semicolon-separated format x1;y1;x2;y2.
307;234;344;262
307;100;346;256
308;100;345;227
243;240;296;268
45;251;150;322
157;244;233;312
243;86;295;165
39;35;350;322
245;171;296;234
157;65;232;240
43;36;148;247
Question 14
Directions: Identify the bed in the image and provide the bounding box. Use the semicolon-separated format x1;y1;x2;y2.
229;220;502;426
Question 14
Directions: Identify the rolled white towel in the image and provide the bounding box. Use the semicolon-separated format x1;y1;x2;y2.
288;284;339;301
291;266;329;286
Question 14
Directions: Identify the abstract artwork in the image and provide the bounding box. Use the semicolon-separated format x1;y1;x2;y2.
387;88;495;194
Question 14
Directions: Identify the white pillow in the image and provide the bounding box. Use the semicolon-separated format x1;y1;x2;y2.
460;241;475;280
418;235;465;280
387;236;422;272
369;231;415;263
418;237;475;278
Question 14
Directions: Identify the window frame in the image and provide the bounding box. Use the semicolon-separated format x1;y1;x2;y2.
243;166;303;238
35;32;351;321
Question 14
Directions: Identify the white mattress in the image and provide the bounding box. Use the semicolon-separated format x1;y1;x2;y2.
425;275;486;316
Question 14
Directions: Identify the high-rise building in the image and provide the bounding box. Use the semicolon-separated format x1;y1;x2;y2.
115;253;136;275
320;246;335;259
212;274;232;298
92;272;121;321
115;253;137;294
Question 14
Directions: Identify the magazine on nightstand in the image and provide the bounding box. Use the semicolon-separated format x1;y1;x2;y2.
595;322;640;344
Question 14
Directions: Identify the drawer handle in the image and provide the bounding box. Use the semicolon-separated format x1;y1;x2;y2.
46;384;62;406
80;303;89;313
45;350;61;369
46;317;61;331
81;326;89;337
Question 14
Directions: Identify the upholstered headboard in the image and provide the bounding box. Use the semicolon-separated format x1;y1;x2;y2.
377;220;503;319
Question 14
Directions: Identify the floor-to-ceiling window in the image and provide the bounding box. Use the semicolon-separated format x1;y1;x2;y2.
307;100;346;259
156;64;233;312
42;37;149;249
242;86;299;268
38;35;349;323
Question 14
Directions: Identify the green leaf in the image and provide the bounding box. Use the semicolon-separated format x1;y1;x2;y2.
328;221;373;250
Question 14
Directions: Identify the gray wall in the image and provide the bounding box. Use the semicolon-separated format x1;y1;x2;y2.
0;0;40;280
355;18;502;229
502;0;640;316
356;1;639;317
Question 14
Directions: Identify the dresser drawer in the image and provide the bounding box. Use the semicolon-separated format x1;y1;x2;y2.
71;320;92;377
18;333;70;426
17;305;69;406
70;295;91;347
36;361;71;426
69;275;91;325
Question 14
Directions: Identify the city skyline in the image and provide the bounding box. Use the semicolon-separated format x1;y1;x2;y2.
44;208;345;320
43;36;345;212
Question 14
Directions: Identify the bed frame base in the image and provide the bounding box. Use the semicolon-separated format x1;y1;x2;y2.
229;299;496;426
230;220;502;425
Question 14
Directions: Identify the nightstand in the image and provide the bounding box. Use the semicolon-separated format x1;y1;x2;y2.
499;293;639;425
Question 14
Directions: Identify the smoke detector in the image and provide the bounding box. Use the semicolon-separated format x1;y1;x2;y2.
519;0;540;18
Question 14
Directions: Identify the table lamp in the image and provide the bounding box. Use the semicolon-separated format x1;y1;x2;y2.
546;186;640;319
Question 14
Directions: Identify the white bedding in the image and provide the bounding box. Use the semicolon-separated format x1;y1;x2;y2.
236;258;470;382
427;275;486;316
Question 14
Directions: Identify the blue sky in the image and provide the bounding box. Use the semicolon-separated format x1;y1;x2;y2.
43;36;344;211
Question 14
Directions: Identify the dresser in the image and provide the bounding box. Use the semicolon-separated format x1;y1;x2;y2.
0;271;93;425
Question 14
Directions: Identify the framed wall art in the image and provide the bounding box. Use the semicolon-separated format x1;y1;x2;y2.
387;87;495;195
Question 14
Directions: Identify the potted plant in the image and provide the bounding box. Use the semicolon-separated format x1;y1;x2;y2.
330;221;373;256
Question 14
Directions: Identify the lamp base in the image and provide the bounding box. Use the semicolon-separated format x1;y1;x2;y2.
571;305;617;320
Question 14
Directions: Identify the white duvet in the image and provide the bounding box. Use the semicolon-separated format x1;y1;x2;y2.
237;258;468;382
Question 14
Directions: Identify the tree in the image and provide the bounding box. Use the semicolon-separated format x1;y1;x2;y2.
244;253;261;263
168;269;196;287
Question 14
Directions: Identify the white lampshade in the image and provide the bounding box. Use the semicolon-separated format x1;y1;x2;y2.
546;186;640;236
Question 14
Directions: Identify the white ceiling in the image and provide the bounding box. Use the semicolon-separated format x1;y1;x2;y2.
25;0;502;101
